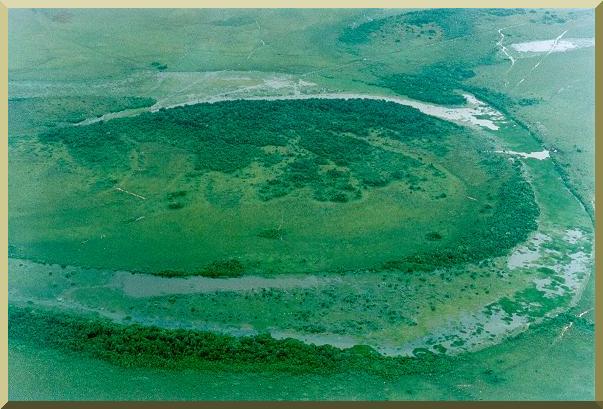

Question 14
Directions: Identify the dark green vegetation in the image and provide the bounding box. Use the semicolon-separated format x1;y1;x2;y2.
8;304;592;382
38;99;455;202
381;168;538;272
374;63;544;107
375;64;477;105
9;305;449;377
10;99;538;276
9;300;593;400
150;61;168;71
8;96;156;137
339;9;527;46
152;260;244;278
530;10;568;25
342;7;594;226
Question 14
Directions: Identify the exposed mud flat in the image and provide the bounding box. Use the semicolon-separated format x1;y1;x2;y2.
511;38;594;53
495;150;550;160
388;308;531;357
387;228;593;357
564;228;585;244
270;330;361;350
507;232;551;270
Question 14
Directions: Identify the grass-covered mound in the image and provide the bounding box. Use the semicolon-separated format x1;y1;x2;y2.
9;98;538;276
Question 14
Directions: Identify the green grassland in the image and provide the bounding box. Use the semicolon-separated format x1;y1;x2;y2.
9;98;537;276
7;8;595;401
8;96;156;137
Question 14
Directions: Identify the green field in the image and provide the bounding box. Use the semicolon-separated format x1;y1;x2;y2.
7;8;595;400
9;98;537;276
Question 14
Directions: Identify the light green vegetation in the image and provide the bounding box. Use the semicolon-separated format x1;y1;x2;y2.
8;8;594;401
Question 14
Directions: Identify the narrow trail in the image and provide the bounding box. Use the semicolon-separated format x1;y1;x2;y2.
495;23;529;87
114;187;146;200
497;27;514;88
515;29;569;88
497;27;516;69
532;30;568;71
246;18;267;61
